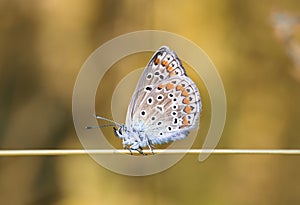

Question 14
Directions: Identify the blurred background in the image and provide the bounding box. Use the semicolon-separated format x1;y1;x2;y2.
1;0;300;204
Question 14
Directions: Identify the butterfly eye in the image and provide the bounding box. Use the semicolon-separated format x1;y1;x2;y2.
113;127;124;137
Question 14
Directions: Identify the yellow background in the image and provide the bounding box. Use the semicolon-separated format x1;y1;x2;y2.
0;0;300;204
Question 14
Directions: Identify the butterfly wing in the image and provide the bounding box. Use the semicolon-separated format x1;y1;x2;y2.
126;46;186;126
125;46;202;145
143;76;201;144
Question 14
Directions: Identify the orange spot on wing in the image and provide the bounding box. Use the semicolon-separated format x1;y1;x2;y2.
161;60;168;66
154;58;160;65
181;89;189;97
176;85;184;91
184;106;192;114
167;66;173;72
158;84;164;90
166;83;174;90
183;97;190;104
182;116;189;125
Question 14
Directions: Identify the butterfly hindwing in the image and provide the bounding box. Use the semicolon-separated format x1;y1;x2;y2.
137;76;201;144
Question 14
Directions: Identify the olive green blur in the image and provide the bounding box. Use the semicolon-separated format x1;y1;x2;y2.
0;0;300;205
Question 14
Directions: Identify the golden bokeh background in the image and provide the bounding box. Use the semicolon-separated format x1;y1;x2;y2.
1;0;300;204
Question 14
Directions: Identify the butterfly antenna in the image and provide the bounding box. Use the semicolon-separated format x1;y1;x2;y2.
93;114;122;127
85;124;116;129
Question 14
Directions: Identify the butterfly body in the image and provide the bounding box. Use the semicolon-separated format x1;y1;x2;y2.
112;46;202;152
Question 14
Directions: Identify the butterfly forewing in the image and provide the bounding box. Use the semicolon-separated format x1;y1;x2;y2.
125;46;202;145
126;46;186;127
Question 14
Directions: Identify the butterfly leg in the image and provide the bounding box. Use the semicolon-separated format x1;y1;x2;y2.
124;146;145;155
124;146;133;155
136;147;146;155
122;140;133;155
146;141;155;155
128;141;146;155
126;147;145;155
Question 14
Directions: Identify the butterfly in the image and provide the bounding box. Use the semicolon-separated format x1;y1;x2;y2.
87;46;202;154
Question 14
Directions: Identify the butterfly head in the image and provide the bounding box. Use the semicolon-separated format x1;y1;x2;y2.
113;125;147;150
113;125;127;139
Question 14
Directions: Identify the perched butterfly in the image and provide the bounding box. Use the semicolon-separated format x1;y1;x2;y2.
87;46;202;154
